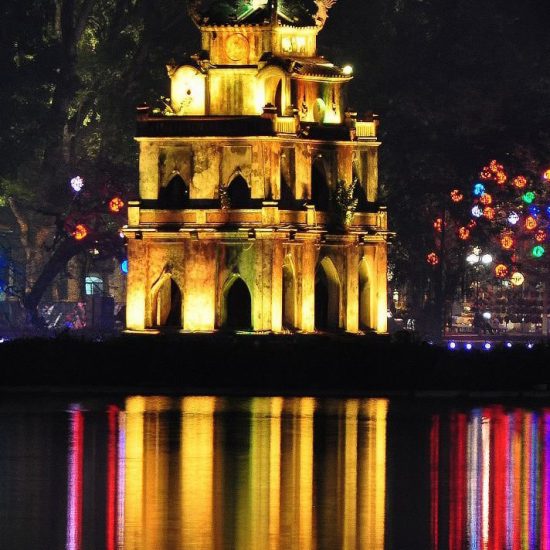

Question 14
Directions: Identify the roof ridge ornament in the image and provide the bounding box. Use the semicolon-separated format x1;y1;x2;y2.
313;0;337;27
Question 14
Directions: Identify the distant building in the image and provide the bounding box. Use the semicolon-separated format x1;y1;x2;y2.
124;0;389;333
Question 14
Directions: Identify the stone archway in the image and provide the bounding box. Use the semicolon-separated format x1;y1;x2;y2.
282;256;297;329
151;275;182;328
227;174;251;209
223;276;252;330
311;157;330;211
315;257;341;330
359;257;373;330
159;174;189;209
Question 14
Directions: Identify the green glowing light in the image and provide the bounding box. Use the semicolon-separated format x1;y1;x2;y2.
522;191;536;204
532;245;545;258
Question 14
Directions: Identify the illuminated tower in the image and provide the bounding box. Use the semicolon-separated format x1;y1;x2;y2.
124;0;389;333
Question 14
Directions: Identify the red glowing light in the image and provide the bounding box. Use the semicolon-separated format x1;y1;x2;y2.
495;264;508;278
427;252;439;266
450;189;464;202
501;234;514;250
457;227;470;240
108;197;125;213
495;170;507;185
479;193;493;205
433;218;443;232
468;219;477;229
480;167;493;180
535;230;547;243
73;224;88;241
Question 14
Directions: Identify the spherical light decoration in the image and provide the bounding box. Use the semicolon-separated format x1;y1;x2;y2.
472;205;483;218
532;245;545;258
466;253;480;264
500;234;514;250
535;229;547;243
543;168;550;181
426;252;439;266
433;218;443;232
473;183;486;196
121;259;129;274
529;205;541;217
510;272;525;286
489;160;503;173
507;211;520;225
479;193;493;205
483;206;495;220
524;215;538;230
108;197;125;213
495;170;507;185
70;176;84;192
480;166;493;180
522;191;536;204
450;189;464;202
481;253;493;264
457;227;470;240
495;264;508;278
72;224;88;241
512;175;527;189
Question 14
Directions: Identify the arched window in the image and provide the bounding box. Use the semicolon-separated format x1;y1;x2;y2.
311;158;330;211
158;174;189;209
227;175;251;209
85;275;103;295
224;277;252;330
315;257;341;330
152;276;182;328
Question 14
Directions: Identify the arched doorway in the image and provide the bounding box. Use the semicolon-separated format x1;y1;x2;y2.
159;175;189;209
224;277;252;330
282;257;296;329
311;158;330;211
315;257;341;330
227;175;251;209
359;258;372;330
152;276;182;328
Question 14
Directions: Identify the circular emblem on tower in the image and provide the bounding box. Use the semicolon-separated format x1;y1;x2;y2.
225;33;249;62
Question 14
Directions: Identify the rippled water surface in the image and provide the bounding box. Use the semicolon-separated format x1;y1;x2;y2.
1;395;549;549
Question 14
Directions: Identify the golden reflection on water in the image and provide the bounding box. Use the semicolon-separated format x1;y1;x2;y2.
121;396;388;550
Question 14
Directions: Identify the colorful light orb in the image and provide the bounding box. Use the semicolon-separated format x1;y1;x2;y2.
543;168;550;181
473;182;486;196
495;170;507;185
72;224;88;241
532;245;545;258
500;234;514;250
450;189;464;202
528;205;541;217
489;160;503;173
108;196;125;213
480;167;493;180
479;193;493;205
525;215;538;230
512;175;527;189
535;229;547;243
507;211;520;225
546;205;550;218
471;205;483;218
483;206;495;220
433;217;443;232
70;176;84;192
457;227;470;240
120;259;129;274
522;191;536;204
467;219;477;229
510;271;525;286
495;264;508;278
426;252;439;266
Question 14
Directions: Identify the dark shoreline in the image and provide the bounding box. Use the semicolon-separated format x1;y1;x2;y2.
1;333;550;396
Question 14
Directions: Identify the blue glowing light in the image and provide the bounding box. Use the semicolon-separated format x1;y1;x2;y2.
473;182;486;196
527;342;534;349
120;259;128;274
546;205;550;218
465;343;473;350
448;341;457;350
484;342;492;350
505;342;513;348
529;205;541;217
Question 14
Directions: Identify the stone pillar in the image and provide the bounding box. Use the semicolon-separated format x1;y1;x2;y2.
138;142;160;201
345;244;359;333
300;241;316;332
271;239;284;332
126;239;146;330
375;242;388;333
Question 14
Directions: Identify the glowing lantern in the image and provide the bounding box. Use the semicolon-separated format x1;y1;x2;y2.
495;264;508;278
120;259;129;274
479;193;492;205
507;211;520;225
495;170;507;185
480;166;493;180
489;160;503;173
543;168;550;181
473;183;485;196
70;176;84;192
529;205;541;217
524;215;538;230
532;245;545;258
108;197;125;213
426;252;439;266
483;206;495;220
535;229;547;243
471;205;483;218
433;218;443;232
457;227;470;240
522;191;536;204
450;189;464;202
510;272;525;286
72;224;88;241
512;175;527;189
500;234;514;250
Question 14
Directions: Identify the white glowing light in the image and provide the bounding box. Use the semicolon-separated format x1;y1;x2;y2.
342;65;353;75
481;254;493;265
482;312;491;320
70;176;84;192
467;253;480;264
472;205;483;218
507;211;520;225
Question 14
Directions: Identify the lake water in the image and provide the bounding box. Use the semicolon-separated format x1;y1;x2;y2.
1;394;549;550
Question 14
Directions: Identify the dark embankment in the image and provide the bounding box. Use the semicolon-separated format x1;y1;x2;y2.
0;333;549;394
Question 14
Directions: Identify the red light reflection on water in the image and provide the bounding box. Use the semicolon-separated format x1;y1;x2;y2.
66;405;84;550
